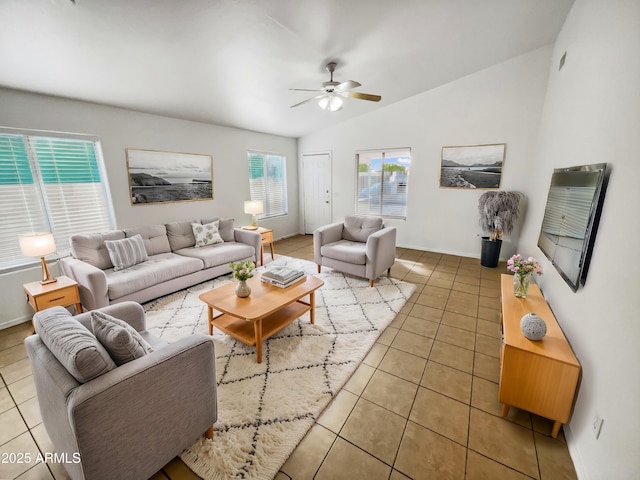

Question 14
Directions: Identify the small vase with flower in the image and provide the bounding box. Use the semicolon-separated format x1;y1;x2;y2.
229;260;256;298
506;254;542;298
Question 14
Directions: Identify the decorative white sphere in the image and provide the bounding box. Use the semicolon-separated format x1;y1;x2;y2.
520;313;547;340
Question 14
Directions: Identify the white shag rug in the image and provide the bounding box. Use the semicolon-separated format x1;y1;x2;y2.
143;256;416;480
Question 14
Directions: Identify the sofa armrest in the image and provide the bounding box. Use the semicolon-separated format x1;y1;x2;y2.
60;257;109;311
233;228;262;263
67;335;217;480
74;301;146;333
365;227;397;280
313;222;344;264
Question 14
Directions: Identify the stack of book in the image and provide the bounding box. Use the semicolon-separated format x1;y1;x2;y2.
261;266;305;288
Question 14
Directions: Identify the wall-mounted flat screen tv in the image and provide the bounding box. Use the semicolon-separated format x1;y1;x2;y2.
537;163;609;292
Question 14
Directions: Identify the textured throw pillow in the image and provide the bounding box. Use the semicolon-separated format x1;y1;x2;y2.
90;311;153;366
33;306;116;383
104;234;149;271
192;221;224;247
202;217;235;242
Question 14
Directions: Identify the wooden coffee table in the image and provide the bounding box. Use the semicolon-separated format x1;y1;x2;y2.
199;274;324;363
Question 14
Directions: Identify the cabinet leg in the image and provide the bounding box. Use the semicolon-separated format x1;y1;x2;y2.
501;404;510;417
208;307;213;335
551;421;562;438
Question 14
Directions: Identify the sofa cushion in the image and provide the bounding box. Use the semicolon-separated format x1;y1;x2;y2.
166;221;197;251
105;252;203;300
342;215;384;243
175;242;255;269
124;224;171;255
321;240;367;265
90;310;153;366
104;234;149;271
33;306;116;383
201;217;235;242
70;230;125;270
192;221;224;247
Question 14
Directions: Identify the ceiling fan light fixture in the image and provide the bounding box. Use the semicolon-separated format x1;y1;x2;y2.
318;94;343;112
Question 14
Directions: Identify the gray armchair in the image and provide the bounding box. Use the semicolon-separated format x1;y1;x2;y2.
314;215;397;286
24;301;217;480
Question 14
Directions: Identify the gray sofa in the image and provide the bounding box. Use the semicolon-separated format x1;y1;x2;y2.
314;215;397;286
24;301;217;480
61;217;262;311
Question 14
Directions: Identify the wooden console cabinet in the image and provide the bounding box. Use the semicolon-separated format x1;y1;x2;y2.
499;274;580;438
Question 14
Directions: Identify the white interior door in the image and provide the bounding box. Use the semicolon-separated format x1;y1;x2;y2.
303;152;332;234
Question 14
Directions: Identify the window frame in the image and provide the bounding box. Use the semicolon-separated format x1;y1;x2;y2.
355;147;411;219
0;127;116;273
247;150;288;220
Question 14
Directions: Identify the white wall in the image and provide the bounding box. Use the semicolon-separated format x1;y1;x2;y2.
0;88;299;327
517;1;640;478
298;46;553;258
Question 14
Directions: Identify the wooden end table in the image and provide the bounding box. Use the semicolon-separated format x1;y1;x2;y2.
243;226;275;265
199;274;324;363
24;275;83;314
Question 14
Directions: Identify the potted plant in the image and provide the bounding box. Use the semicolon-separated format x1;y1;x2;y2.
478;191;523;267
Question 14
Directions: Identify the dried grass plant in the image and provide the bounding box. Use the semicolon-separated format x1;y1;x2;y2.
478;191;523;241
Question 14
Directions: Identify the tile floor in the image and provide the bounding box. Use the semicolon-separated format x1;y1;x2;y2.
0;234;578;480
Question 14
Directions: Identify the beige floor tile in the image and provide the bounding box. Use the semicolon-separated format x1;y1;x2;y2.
476;318;500;338
532;414;562;438
362;370;418;418
427;277;454;289
315;437;391;480
479;294;500;309
436;324;476;350
1;386;14;413
389;313;407;329
410;387;469;445
416;285;450;309
0;432;41;479
454;274;480;286
441;311;477;333
16;462;55;480
475;333;500;358
470;377;531;429
534;431;578;480
473;352;500;383
451;281;480;295
390;330;433;359
434;264;458;274
395;421;466;480
477;306;500;322
1;358;32;385
161;458;201;480
7;375;37;405
390;469;412;480
429;341;474;374
400;316;439;339
378;347;427;385
0;344;29;368
341;398;406;464
343;363;376;396
421;361;472;404
468;408;539;479
403;273;428;285
465;450;532;480
280;424;336;479
444;300;478;317
0;406;28;445
316;389;359;434
377;327;399;346
0;327;32;351
407;304;443;323
18;397;42;429
363;343;388;368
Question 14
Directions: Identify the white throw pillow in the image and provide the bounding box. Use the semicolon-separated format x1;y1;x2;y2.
104;234;149;271
192;221;224;247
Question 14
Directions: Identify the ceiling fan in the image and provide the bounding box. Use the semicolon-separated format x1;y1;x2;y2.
290;62;382;112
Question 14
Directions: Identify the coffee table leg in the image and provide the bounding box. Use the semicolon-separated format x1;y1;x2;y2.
310;292;316;325
208;307;213;335
254;319;263;363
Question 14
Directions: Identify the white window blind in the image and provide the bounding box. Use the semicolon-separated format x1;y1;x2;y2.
247;151;288;218
0;131;115;271
356;148;410;219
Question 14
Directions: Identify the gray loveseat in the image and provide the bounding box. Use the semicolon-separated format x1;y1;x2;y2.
61;217;261;310
24;301;217;480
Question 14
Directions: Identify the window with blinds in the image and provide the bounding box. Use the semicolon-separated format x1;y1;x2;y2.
356;148;410;219
0;130;115;271
247;151;288;218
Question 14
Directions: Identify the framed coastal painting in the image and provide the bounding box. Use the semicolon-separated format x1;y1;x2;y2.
439;143;506;189
126;148;213;205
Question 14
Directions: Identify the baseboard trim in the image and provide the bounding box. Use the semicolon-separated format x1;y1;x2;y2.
0;315;32;331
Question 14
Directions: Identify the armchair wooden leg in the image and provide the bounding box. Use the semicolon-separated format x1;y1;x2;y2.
369;279;374;287
317;265;321;273
205;426;214;439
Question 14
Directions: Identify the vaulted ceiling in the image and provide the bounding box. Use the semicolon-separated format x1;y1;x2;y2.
0;0;574;138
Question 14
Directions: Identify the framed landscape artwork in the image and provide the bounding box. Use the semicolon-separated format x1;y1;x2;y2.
126;148;213;205
440;143;506;189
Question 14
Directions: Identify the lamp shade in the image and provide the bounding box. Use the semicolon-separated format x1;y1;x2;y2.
318;94;343;112
244;200;264;215
19;232;56;257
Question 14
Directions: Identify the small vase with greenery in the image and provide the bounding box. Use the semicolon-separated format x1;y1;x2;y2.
230;260;255;298
478;191;523;267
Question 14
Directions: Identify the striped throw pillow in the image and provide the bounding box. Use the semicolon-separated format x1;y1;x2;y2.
104;234;149;271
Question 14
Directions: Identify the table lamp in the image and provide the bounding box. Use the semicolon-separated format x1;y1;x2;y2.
19;232;58;284
244;200;264;230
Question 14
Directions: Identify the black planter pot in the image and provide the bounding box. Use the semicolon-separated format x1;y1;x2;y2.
480;237;502;268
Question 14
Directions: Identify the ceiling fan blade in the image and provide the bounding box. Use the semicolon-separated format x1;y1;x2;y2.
335;80;361;91
344;91;382;102
290;94;326;108
289;88;323;92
